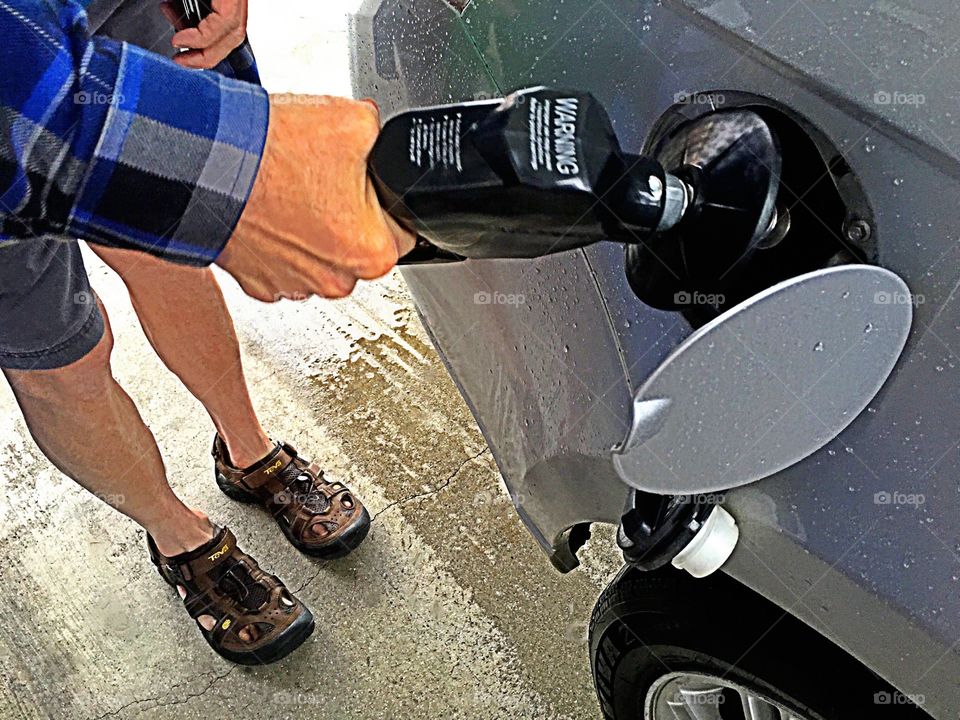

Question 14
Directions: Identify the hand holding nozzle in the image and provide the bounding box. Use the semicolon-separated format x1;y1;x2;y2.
219;96;415;302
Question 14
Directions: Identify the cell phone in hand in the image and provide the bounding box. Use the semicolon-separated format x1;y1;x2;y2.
176;0;213;27
170;0;260;84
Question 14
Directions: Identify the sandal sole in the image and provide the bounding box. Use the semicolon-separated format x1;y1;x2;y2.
215;606;316;666
217;474;371;559
153;567;316;666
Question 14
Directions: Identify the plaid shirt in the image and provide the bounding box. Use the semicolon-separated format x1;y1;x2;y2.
0;0;269;265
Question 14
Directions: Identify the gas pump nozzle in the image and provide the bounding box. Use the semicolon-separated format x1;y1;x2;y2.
369;87;692;264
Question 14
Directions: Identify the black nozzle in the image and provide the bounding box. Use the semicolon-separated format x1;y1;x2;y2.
371;87;676;264
372;87;782;306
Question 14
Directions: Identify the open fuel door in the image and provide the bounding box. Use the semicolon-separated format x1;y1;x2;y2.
613;265;913;495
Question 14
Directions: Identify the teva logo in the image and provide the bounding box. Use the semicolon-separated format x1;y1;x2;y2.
553;97;580;176
264;459;284;475
208;544;231;562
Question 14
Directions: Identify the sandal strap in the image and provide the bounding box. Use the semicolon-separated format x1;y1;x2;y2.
147;524;308;661
208;612;240;646
148;526;252;593
218;441;342;518
213;437;299;495
213;435;367;548
180;527;239;581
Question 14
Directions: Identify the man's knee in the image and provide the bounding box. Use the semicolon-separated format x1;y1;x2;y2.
93;244;211;299
4;318;115;403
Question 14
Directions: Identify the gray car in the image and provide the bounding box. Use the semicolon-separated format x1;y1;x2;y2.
351;1;960;717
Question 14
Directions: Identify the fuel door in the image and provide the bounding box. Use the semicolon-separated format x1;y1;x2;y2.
613;265;912;494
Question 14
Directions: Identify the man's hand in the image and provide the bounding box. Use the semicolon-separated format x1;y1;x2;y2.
160;0;248;69
217;95;416;302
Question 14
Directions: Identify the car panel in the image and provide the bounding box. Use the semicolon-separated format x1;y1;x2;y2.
352;0;960;715
400;252;635;547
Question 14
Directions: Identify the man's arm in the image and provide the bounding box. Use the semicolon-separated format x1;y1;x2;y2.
1;0;412;299
0;0;266;265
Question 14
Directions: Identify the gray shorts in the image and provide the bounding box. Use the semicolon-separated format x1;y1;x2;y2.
0;1;175;370
0;240;105;370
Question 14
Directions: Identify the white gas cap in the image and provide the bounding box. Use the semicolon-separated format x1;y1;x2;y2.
672;505;739;578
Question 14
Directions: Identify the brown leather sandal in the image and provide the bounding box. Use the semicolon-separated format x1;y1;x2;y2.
213;436;371;558
147;525;314;665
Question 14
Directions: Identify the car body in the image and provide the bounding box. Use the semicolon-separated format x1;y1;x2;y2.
350;1;960;716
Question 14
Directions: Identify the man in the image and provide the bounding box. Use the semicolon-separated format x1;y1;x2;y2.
0;0;413;664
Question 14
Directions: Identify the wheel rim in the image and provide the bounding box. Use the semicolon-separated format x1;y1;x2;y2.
645;672;817;720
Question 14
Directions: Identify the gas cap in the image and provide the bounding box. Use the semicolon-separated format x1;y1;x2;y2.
613;265;913;494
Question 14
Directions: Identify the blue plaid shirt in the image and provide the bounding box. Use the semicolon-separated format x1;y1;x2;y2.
0;0;269;265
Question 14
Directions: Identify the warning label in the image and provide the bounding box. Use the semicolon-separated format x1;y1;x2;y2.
408;113;463;171
528;96;580;176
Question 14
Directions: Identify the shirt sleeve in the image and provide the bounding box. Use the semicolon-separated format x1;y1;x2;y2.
0;0;269;265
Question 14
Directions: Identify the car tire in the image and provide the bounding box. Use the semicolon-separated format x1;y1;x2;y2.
588;566;927;719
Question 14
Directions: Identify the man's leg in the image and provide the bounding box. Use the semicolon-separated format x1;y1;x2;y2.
90;246;372;557
90;245;274;468
1;239;311;659
0;237;212;557
4;299;215;559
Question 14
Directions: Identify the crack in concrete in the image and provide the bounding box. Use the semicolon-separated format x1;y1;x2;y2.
370;446;491;523
91;667;236;720
292;446;491;595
